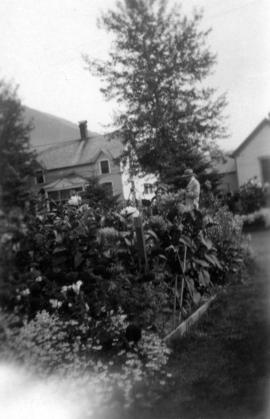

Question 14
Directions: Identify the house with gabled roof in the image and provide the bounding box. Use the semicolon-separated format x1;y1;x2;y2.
26;107;158;203
32;121;125;202
215;115;270;193
232;116;270;187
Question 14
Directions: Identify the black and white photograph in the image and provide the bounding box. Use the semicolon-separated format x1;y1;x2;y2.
0;1;270;418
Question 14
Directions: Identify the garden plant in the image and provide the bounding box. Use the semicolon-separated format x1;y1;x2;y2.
0;190;249;416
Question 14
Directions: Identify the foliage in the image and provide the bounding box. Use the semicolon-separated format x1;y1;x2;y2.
151;190;186;218
241;207;270;229
224;177;267;215
0;193;247;337
0;192;250;417
0;79;36;209
147;195;223;311
0;308;170;415
238;177;267;214
81;176;120;209
206;206;246;283
0;205;168;328
85;0;227;187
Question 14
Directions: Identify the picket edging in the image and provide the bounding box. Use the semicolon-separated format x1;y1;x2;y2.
164;295;216;343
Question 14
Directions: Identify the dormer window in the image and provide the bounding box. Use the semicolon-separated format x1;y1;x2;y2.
100;160;110;174
35;170;45;184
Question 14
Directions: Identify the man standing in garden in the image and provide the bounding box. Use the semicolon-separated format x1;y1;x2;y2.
183;169;200;209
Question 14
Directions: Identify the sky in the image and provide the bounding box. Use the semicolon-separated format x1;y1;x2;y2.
0;0;270;151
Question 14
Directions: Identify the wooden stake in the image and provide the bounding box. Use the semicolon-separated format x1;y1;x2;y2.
134;216;148;272
173;275;178;329
179;245;187;322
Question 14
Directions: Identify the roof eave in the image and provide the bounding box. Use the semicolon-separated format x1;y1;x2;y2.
232;118;270;158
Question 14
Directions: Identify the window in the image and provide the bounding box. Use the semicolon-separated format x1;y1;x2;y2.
101;182;113;196
60;189;71;202
47;191;59;201
144;183;154;195
260;158;270;183
47;188;83;203
100;160;110;174
35;170;45;184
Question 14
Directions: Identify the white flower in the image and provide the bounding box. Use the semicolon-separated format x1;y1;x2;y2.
120;206;140;218
68;195;82;206
21;288;30;296
35;276;43;282
49;299;62;308
61;286;68;293
72;280;83;295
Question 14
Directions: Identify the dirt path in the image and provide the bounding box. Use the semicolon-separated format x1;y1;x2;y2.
129;230;270;419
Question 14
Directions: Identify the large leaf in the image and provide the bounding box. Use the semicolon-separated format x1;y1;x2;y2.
124;237;132;247
52;246;67;254
179;235;193;248
185;276;195;296
145;229;159;242
192;257;210;268
198;269;211;286
74;251;83;268
54;231;63;244
204;253;222;269
166;244;177;253
200;235;213;250
192;290;201;305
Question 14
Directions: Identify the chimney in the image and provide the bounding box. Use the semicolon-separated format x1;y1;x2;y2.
78;120;88;140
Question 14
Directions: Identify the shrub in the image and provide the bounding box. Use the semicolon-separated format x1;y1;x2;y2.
241;207;270;229
0;308;170;414
147;195;223;313
239;177;266;214
80;176;121;209
206;206;246;282
1;192;247;337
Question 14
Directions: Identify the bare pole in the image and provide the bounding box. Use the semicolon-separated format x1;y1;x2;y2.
173;275;178;329
179;245;187;322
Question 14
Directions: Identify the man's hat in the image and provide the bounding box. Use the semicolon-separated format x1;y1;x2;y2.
183;168;194;177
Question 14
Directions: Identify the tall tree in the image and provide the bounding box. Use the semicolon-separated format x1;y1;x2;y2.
85;0;227;188
0;80;36;209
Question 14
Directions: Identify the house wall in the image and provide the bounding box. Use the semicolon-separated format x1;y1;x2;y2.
121;167;157;201
236;124;270;186
33;154;124;200
218;172;238;193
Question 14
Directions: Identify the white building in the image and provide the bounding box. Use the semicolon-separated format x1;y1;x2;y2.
232;116;270;187
216;116;270;192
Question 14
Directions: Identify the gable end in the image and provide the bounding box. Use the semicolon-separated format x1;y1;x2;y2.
232;118;270;158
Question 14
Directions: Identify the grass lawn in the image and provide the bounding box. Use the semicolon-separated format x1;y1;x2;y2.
126;231;270;419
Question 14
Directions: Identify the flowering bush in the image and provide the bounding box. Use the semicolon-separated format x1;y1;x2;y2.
0;194;231;330
146;195;224;318
0;190;251;415
151;190;185;219
238;177;266;214
1;191;249;346
206;206;246;282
